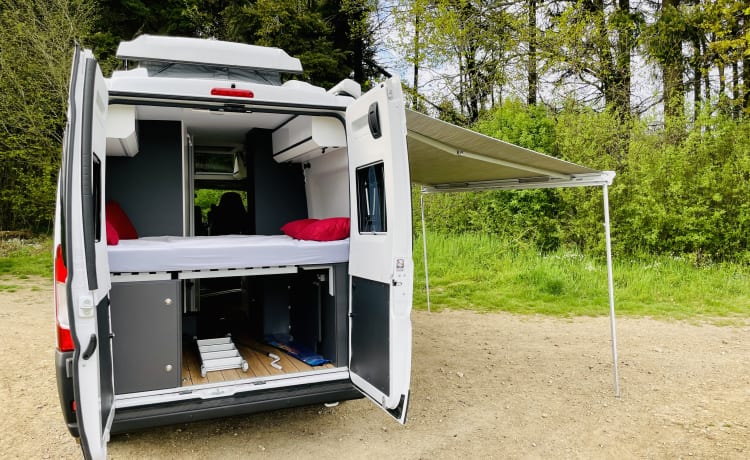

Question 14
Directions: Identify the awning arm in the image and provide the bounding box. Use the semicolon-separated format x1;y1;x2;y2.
407;131;572;180
420;171;615;193
420;194;432;313
603;183;620;398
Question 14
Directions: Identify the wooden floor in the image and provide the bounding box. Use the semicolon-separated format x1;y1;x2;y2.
182;339;334;386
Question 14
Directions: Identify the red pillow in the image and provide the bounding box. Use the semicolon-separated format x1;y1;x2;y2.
105;220;120;245
281;218;318;239
105;201;138;240
298;217;350;241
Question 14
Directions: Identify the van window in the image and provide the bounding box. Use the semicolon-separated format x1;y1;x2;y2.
194;188;248;235
356;162;387;233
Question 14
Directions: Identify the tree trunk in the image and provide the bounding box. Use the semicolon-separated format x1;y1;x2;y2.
528;0;538;105
732;60;740;118
742;16;750;114
662;0;684;119
692;36;702;119
413;13;421;111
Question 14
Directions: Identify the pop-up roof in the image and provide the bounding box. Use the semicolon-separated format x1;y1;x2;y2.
116;35;303;74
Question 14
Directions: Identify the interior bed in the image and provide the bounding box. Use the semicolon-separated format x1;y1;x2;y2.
108;234;350;274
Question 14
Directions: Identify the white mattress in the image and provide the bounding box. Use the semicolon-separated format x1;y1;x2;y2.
108;235;349;273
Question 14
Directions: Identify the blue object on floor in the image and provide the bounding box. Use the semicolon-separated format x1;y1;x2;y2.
264;334;330;366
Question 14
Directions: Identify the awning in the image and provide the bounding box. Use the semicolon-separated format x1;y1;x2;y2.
406;109;620;397
405;109;614;192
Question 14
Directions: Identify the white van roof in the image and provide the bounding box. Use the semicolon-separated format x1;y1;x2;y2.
116;35;303;74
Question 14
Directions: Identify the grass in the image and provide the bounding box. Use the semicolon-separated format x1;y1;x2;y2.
1;233;748;322
0;236;52;278
414;232;750;321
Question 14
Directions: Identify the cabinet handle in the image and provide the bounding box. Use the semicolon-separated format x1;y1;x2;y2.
164;297;173;306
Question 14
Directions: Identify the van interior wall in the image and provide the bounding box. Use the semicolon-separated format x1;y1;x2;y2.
304;148;350;219
106;120;183;236
246;128;308;234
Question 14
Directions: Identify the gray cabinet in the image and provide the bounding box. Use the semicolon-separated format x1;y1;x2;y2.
110;280;182;394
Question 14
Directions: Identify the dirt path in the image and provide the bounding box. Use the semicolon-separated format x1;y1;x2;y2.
1;277;748;459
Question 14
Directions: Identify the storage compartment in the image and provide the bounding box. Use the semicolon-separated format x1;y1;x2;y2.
272;115;346;163
110;280;182;394
106;105;139;157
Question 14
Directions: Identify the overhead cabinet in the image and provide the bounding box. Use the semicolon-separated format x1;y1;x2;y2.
272;116;346;163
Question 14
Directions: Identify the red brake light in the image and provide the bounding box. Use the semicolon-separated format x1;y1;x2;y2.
211;88;254;98
54;244;74;352
57;324;75;352
55;245;67;283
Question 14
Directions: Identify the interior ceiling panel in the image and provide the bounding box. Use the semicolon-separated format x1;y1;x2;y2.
134;105;292;145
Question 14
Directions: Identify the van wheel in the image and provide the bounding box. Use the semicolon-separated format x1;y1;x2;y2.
324;402;339;408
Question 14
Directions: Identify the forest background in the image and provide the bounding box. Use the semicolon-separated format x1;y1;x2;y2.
0;0;748;266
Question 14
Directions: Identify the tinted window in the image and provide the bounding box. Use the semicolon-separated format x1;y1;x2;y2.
356;163;387;233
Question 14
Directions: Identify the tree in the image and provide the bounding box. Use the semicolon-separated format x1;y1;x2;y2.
528;0;539;105
389;0;518;123
642;0;689;119
544;0;641;118
0;0;95;231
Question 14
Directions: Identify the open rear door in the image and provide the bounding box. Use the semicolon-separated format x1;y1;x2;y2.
346;77;413;423
62;46;114;459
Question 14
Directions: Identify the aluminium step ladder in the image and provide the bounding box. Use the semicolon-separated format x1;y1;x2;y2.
194;336;249;378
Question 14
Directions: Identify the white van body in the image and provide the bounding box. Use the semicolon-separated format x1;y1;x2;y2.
54;36;413;459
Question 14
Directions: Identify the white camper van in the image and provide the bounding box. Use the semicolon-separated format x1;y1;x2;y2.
54;35;413;459
55;35;613;459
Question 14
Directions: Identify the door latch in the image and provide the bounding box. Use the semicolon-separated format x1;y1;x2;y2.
78;294;94;317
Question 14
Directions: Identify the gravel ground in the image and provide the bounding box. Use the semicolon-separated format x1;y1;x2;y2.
1;277;748;459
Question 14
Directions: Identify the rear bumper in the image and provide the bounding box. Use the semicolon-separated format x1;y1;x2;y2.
55;349;79;437
111;379;362;434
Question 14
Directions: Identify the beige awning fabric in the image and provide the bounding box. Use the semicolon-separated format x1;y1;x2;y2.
405;109;613;192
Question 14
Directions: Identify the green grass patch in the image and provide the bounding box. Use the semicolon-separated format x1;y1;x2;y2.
414;232;750;321
0;236;52;278
0;284;21;292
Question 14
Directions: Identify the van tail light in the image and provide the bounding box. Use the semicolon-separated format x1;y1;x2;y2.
211;87;254;98
54;244;74;352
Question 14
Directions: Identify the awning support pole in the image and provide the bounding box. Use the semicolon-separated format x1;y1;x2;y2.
603;184;620;397
420;193;431;313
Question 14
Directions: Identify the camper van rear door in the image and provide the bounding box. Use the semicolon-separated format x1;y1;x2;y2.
63;46;114;459
346;77;413;423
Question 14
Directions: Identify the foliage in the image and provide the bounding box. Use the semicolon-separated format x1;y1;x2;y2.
91;0;378;87
543;0;642;116
0;237;52;278
418;100;750;263
0;0;95;232
387;0;518;121
418;100;564;251
412;232;750;321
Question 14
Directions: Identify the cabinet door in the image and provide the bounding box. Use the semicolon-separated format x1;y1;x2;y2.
110;281;181;394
